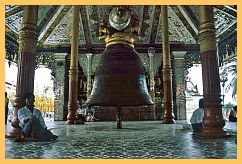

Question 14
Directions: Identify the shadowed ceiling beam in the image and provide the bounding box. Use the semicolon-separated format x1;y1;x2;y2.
37;6;60;36
215;5;237;18
217;23;237;42
140;5;149;37
170;5;198;42
80;6;92;49
36;43;200;54
38;6;72;45
149;5;161;44
5;6;23;18
6;33;19;48
225;5;237;13
88;6;99;38
5;25;19;40
176;6;199;35
182;6;199;29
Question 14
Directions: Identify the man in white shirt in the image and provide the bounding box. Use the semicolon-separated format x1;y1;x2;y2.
17;92;58;141
190;98;204;133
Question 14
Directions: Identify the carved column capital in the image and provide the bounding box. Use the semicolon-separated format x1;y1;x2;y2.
86;53;93;59
199;6;217;53
148;47;155;57
172;51;187;59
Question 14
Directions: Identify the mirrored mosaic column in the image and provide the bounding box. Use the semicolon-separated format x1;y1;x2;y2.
67;6;80;124
86;53;93;97
199;6;226;137
9;6;38;137
161;5;175;124
148;47;155;97
148;47;156;119
53;54;66;121
173;51;186;120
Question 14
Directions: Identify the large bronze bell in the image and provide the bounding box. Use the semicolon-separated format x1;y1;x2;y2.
87;6;153;129
86;43;153;107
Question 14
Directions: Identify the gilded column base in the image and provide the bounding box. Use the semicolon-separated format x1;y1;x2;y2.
66;100;77;124
66;119;75;125
162;118;176;124
66;102;77;125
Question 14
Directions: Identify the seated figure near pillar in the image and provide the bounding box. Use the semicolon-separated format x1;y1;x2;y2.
75;101;85;124
84;105;98;122
190;98;204;133
15;92;58;142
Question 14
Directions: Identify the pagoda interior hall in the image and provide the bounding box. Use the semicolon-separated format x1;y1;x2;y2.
5;5;237;159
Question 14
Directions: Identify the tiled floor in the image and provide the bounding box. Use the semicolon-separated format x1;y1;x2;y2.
5;121;237;159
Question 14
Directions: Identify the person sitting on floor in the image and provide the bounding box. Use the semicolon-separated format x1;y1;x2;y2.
84;105;98;122
86;112;95;122
16;92;58;142
229;105;237;122
84;105;94;116
190;98;204;133
74;101;85;124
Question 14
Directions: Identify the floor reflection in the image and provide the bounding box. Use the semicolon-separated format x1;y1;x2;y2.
5;121;237;159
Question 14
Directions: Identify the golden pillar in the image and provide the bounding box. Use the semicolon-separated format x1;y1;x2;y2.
10;6;38;137
66;6;80;124
199;6;227;137
161;6;175;124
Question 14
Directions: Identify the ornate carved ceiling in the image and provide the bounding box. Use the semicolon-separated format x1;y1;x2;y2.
5;5;237;54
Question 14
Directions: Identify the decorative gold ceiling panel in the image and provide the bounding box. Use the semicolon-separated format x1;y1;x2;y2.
5;5;237;52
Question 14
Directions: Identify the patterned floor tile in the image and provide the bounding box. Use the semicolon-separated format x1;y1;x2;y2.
5;121;237;159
